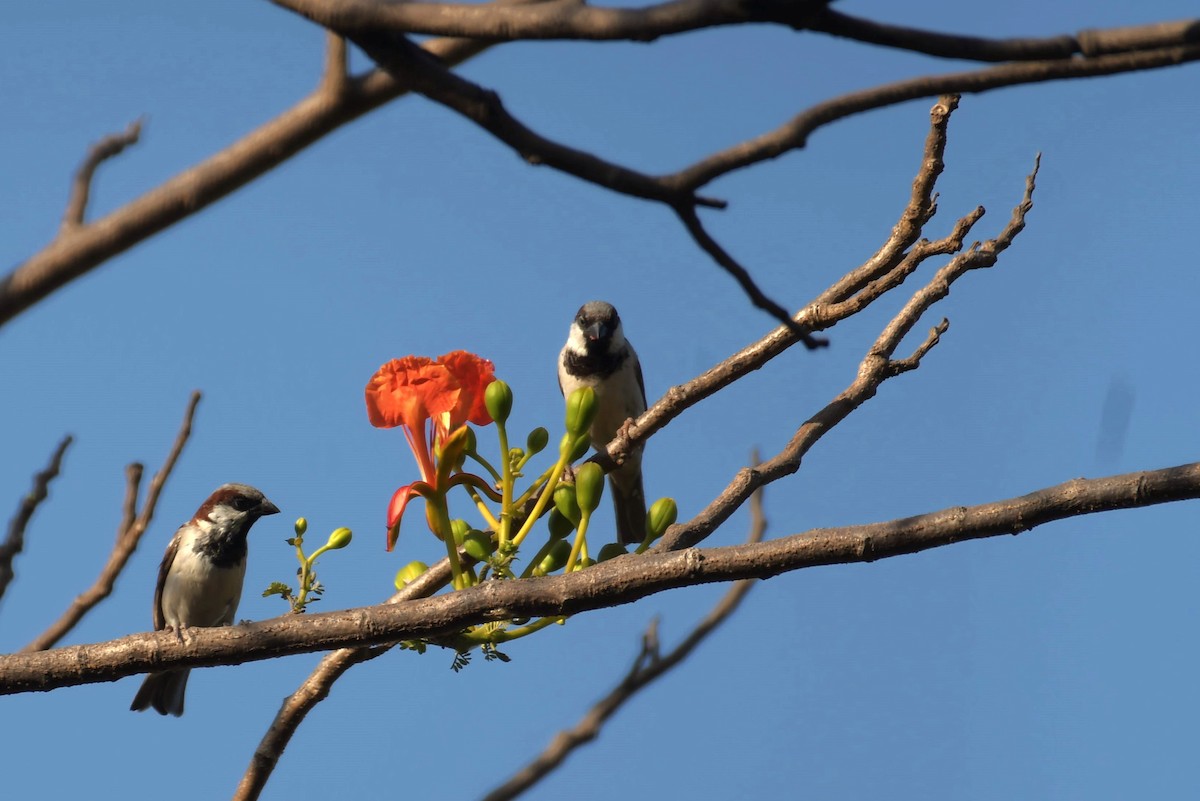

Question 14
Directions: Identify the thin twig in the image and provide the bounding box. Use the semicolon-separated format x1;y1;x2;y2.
482;462;768;801
5;459;1200;694
60;120;143;233
674;204;828;343
0;436;73;605
21;391;201;652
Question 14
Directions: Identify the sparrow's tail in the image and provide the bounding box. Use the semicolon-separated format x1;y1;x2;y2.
609;462;647;547
130;669;190;717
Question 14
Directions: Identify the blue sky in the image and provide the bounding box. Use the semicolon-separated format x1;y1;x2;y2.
2;2;1199;798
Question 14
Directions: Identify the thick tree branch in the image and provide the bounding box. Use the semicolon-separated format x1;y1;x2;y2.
0;436;73;605
3;461;1199;694
811;12;1200;62
268;0;1198;59
0;19;518;329
21;392;201;652
483;474;767;801
350;30;724;209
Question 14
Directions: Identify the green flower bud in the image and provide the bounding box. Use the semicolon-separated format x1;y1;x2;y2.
558;432;590;462
324;527;353;550
564;387;597;437
598;543;627;562
553;483;581;526
484;380;513;425
462;530;492;561
547;508;576;540
533;540;572;576
463;426;478;454
294;518;308;537
526;427;549;455
450;518;471;546
394;560;429;589
646;497;678;542
574;463;604;514
576;557;596;570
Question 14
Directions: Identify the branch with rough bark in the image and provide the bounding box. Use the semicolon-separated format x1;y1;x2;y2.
4;6;1196;332
0;437;73;605
269;0;1199;54
0;17;514;329
599;95;969;472
20;392;201;652
3;460;1199;695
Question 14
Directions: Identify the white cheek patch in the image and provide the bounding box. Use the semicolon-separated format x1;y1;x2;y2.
207;505;242;528
567;325;590;354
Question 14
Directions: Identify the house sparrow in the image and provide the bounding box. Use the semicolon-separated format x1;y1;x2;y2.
130;483;279;716
558;301;647;545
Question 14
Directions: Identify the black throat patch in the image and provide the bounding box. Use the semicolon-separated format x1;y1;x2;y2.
191;526;250;569
564;343;627;380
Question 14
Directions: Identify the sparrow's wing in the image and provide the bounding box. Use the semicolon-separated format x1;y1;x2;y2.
151;532;181;631
631;348;647;407
556;347;567;396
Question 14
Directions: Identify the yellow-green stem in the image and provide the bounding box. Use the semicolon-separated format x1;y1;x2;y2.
464;485;501;531
511;453;571;548
496;420;513;550
432;495;465;590
564;512;590;573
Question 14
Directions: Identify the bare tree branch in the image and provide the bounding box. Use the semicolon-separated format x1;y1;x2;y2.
235;97;968;794
60;120;143;233
233;558;454;801
21;391;201;652
0;436;73;605
673;204;828;348
268;0;1198;58
595;96;967;476
660;155;1039;552
483;470;767;801
669;46;1199;192
3;459;1200;694
810;12;1200;62
0;16;522;329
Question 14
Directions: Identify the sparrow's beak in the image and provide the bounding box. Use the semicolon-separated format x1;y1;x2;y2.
260;499;281;516
584;322;606;341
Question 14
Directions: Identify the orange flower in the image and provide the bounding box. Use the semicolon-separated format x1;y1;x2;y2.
366;351;496;551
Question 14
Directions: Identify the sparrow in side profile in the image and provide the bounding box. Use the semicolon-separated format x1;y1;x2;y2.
130;483;279;717
558;301;648;545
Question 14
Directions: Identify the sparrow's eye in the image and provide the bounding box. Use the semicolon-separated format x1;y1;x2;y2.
231;496;255;512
